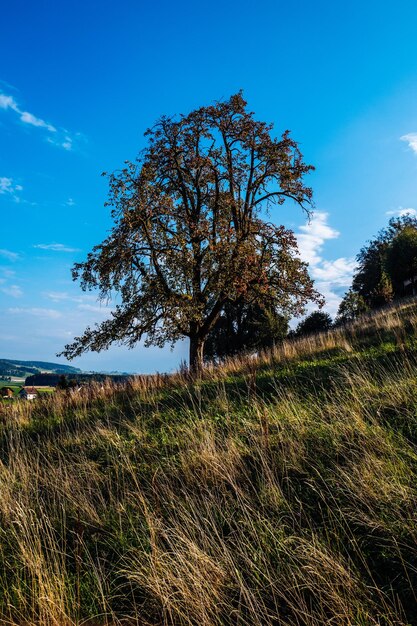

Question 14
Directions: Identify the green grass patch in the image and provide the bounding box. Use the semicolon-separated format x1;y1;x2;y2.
1;302;417;624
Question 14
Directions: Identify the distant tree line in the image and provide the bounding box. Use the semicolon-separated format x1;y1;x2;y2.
25;372;131;387
204;306;333;361
204;302;290;361
336;214;417;323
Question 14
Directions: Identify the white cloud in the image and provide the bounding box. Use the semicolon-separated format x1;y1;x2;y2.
19;110;56;132
66;198;76;206
0;92;56;132
314;281;344;311
0;177;21;193
0;90;80;150
0;248;20;261
78;303;113;316
0;176;23;201
297;211;339;266
8;307;62;319
296;211;356;318
44;291;77;302
47;135;73;151
401;133;417;154
34;243;80;253
43;291;95;304
386;206;417;217
0;94;18;111
1;284;23;298
312;257;357;285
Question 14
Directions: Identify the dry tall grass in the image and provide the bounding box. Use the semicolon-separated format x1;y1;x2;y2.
1;301;417;624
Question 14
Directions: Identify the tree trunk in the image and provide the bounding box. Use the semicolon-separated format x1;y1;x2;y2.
189;335;205;377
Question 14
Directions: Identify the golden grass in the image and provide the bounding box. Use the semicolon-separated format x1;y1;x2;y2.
1;300;417;624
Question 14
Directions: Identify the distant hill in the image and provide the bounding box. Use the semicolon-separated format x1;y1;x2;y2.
0;359;81;379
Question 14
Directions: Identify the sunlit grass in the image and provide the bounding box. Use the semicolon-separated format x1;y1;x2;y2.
1;300;417;624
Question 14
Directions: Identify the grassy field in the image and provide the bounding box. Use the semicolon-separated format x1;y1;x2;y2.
0;382;22;393
35;387;56;394
1;301;417;624
0;383;55;399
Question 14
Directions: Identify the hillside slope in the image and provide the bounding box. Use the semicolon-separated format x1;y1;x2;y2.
0;358;81;378
1;301;417;625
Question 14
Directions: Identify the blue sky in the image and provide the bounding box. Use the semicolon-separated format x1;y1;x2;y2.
2;0;417;373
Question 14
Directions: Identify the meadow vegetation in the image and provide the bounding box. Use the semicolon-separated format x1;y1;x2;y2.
2;301;417;624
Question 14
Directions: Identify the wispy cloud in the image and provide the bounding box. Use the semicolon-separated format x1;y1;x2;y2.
0;268;16;278
386;206;417;217
0;248;20;261
44;291;79;303
34;243;81;253
0;176;23;201
0;93;56;132
400;133;417;155
296;211;356;317
19;110;56;132
44;293;114;317
1;285;23;298
0;90;81;151
47;135;74;151
8;307;62;319
43;291;95;304
77;303;114;316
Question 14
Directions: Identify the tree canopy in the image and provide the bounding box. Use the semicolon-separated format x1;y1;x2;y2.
338;214;417;321
60;93;321;374
294;310;333;337
204;302;289;361
335;289;368;325
385;225;417;294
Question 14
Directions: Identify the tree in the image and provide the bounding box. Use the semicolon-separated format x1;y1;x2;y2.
352;239;391;308
56;374;69;391
350;215;417;309
204;302;288;361
294;310;332;336
335;289;369;325
338;214;417;321
59;93;321;375
385;225;417;294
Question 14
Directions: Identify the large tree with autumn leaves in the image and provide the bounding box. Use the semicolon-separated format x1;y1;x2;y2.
60;93;321;374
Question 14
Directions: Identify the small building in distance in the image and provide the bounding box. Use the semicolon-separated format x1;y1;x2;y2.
403;276;417;297
0;387;14;399
19;387;38;400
